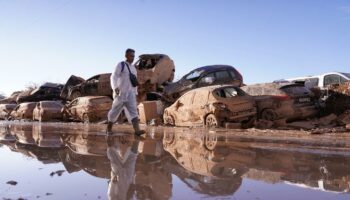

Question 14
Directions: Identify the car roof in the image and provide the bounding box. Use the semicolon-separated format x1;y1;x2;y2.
139;54;169;59
286;72;350;81
192;65;235;73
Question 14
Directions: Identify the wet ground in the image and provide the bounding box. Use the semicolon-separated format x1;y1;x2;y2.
1;121;350;200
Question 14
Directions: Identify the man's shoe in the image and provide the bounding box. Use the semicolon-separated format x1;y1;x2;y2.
134;130;146;137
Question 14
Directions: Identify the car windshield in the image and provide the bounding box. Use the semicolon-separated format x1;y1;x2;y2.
184;70;203;82
341;73;350;79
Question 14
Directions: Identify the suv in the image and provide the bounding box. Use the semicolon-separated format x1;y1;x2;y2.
16;83;63;103
164;65;243;102
287;72;350;90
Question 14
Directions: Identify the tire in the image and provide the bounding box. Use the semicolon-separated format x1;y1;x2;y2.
204;132;217;151
261;109;278;121
164;114;175;126
83;113;89;123
205;114;220;128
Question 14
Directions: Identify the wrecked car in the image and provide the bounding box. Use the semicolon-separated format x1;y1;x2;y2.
0;104;17;120
16;83;63;103
33;101;64;122
242;83;318;121
62;96;112;123
61;74;112;101
60;75;85;100
0;91;21;104
135;54;175;101
9;102;37;120
163;65;243;102
325;81;350;115
163;85;256;128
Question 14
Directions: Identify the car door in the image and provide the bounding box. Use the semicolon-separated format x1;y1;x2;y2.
214;70;233;85
191;90;209;124
175;92;195;125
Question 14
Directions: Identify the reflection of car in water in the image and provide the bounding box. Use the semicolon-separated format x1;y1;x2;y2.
163;85;256;128
162;130;250;196
242;83;318;121
16;83;63;103
164;65;243;102
62;96;112;123
0;125;15;142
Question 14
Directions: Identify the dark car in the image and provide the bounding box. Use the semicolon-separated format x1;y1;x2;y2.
163;65;243;102
16;83;63;103
63;73;113;101
242;83;318;121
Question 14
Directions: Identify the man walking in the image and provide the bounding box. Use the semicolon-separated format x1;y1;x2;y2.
106;48;145;136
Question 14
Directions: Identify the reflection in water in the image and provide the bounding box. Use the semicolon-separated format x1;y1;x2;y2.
1;122;350;199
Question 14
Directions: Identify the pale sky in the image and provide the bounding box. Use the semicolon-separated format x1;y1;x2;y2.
1;0;350;96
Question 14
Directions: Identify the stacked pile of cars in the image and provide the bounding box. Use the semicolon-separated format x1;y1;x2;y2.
0;53;349;130
0;54;175;123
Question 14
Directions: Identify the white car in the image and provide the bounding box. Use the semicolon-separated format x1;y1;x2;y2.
286;72;350;90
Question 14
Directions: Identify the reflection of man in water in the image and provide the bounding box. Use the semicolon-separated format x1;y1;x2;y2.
107;135;139;200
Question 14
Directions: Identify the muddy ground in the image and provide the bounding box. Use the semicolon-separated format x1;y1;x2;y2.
1;121;350;200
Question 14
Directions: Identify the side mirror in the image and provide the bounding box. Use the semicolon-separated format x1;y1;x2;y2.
204;77;215;84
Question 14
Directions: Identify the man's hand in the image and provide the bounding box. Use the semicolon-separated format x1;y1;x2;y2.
114;88;120;96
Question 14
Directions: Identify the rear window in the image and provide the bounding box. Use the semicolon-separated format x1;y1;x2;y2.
214;87;245;98
281;85;311;96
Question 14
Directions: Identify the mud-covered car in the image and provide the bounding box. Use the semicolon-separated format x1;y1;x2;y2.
62;96;112;122
0;104;17;120
163;85;256;128
242;83;318;121
33;101;64;122
135;54;175;100
62;74;112;101
0;91;22;104
10;102;37;120
164;65;243;102
17;83;63;103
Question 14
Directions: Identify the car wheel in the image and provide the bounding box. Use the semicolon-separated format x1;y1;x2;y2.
163;131;175;146
261;109;278;121
70;90;81;100
83;114;89;123
164;115;175;126
205;114;219;128
204;132;217;151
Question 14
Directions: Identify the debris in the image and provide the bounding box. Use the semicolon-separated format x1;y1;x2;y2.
337;110;350;125
149;118;162;126
225;122;241;129
138;101;161;124
6;180;17;186
255;120;274;129
273;118;287;128
287;121;315;130
311;127;349;134
318;114;338;126
45;193;53;196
